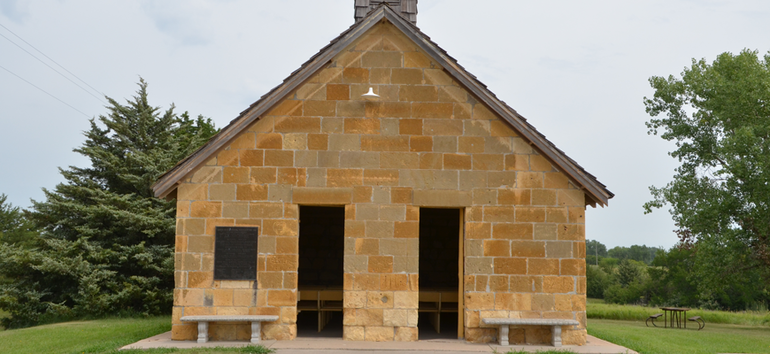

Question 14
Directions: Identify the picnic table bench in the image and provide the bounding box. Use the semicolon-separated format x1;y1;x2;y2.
180;315;278;344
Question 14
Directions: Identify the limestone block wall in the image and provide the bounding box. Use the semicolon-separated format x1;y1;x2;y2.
171;21;587;344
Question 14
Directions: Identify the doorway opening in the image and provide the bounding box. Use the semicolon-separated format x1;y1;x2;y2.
418;208;462;339
297;206;344;338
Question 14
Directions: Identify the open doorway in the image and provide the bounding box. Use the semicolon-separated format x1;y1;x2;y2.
418;208;462;339
297;206;344;338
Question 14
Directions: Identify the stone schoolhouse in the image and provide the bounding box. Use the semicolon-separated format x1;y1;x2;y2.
153;1;613;346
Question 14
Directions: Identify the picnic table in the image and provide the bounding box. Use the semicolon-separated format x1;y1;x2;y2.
661;307;691;328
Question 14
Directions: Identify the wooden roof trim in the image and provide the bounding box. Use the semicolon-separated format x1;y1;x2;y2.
382;10;611;206
152;10;390;198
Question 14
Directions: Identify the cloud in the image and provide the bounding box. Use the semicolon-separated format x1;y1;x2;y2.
0;0;29;23
139;1;213;46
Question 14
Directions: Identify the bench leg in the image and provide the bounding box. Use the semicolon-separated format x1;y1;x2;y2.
197;321;209;343
251;321;262;344
498;325;509;346
552;325;562;347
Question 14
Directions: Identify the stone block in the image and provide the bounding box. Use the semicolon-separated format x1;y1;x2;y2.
267;289;297;307
569;207;585;223
258;272;283;289
472;154;504;171
178;184;207;202
494;258;527;275
365;102;411;118
558;190;585;207
256;133;282;149
188;236;214;253
423;119;462;135
328;134;361;151
417;153;441;169
510;241;545;257
498;189;530;205
171;323;197;341
505;154;529;171
187;272;213;288
545;241;572;258
487;172;516;188
459;137;484;153
190;166;222;184
327;84;350;100
530;155;553;172
292;187;352;204
361;136;410;152
393;221;418;238
558;224;584;241
283;133;308;150
546;208;569;223
515;207;546;223
543;276;575;293
262;219;298;237
466;222;491;239
209;185;235;202
488;275;509;292
409;136;432;152
344;118;380;135
412;190;471;207
355;238;379;255
268;100;303;117
368;256;394;273
466;257;494;275
264;150;294;167
395;326;418;341
413;103;454;119
424;69;453;86
217;149;239;166
343;67;369;84
322;117;344;133
266;254;299;272
560;259;585;276
510;276;543;293
404;52;432;68
263;323;296;340
399;119;422;135
544;172;569;189
465;292;494;310
575;242;586;259
444;154;471;170
483;240;510;257
391;68;423;85
433;136;457;152
483;206;514;222
276;237;298;254
362;51;402;68
296;83;326;100
528;258;559;275
343;325;365;341
459;171;487;191
380;273;408;291
472;189;497;205
531;190;557;206
531;294;555;312
239;150;263;167
365;326;395;342
190;201;222;218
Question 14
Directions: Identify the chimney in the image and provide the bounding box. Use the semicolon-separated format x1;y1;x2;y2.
354;0;418;25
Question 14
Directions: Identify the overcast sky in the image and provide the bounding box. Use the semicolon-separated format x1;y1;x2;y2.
1;1;769;249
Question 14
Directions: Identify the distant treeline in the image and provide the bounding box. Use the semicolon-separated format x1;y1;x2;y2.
586;240;769;311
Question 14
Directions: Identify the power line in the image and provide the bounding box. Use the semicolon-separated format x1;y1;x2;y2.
0;22;106;104
0;63;92;118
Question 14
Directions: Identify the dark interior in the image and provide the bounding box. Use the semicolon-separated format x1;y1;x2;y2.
418;208;460;338
298;206;345;287
297;206;345;337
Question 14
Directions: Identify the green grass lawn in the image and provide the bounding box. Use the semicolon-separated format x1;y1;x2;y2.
588;319;770;354
587;298;770;326
0;316;272;354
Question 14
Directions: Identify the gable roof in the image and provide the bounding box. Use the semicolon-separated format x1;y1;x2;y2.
152;4;613;206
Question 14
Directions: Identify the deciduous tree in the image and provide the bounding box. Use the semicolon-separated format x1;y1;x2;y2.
644;49;770;308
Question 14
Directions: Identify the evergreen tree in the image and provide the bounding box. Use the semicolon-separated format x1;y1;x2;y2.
0;80;216;328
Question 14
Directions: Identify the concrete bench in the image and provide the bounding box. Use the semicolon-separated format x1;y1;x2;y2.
181;315;278;344
481;318;579;347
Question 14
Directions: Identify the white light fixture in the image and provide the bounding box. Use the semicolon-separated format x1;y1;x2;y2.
361;87;380;99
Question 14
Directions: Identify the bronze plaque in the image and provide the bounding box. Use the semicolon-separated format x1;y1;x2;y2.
214;226;258;280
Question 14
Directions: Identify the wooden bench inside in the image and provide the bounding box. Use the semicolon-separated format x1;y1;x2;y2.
481;318;579;347
181;315;278;344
